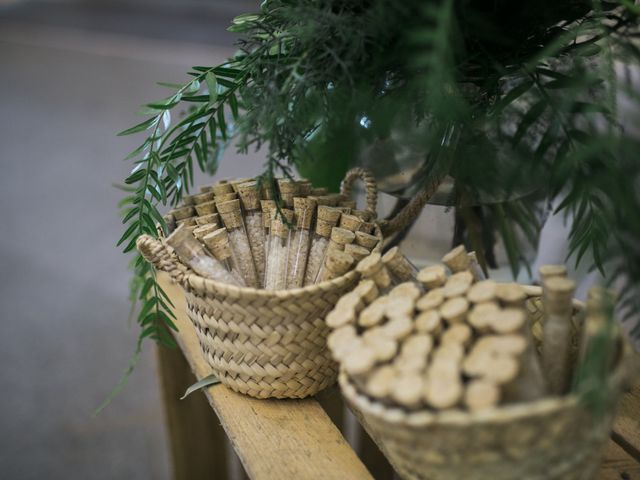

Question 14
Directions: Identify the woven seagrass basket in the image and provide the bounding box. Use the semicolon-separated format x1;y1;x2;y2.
137;168;429;399
339;286;634;480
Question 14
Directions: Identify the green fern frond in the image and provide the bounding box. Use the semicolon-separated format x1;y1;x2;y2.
110;0;640;409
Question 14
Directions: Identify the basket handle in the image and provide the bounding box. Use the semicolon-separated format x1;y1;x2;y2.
136;234;190;287
340;167;441;237
340;167;379;216
377;178;441;237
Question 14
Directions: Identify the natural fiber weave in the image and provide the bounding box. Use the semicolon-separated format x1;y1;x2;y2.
340;167;379;216
339;167;446;238
137;169;384;399
339;287;634;479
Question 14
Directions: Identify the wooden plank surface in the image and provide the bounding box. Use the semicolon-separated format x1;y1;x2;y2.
612;384;640;463
156;341;230;479
157;272;373;480
158;272;640;480
598;439;640;480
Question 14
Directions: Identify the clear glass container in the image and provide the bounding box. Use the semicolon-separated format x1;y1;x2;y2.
201;228;246;286
261;199;276;277
314;227;355;284
304;206;342;286
382;246;419;283
238;181;266;287
264;208;294;290
166;224;242;286
287;197;317;288
216;199;259;288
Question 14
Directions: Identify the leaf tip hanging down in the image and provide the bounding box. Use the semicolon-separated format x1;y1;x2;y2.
180;374;221;400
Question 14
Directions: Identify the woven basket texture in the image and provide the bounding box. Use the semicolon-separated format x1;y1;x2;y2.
339;289;633;480
186;266;371;398
137;168;401;399
138;226;382;399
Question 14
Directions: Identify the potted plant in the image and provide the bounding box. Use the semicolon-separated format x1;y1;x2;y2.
113;0;639;408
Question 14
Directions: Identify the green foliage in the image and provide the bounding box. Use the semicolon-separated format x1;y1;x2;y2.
107;66;247;403
573;290;617;418
117;66;246;328
115;0;640;406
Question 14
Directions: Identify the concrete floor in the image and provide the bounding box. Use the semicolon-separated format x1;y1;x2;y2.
0;12;264;479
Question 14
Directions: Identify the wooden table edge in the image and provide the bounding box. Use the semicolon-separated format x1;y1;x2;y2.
157;272;374;480
156;272;640;480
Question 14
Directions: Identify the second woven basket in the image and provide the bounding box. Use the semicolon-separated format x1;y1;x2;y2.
338;286;633;479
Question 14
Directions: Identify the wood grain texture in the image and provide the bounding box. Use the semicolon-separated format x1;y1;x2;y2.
157;271;640;480
317;388;394;480
612;383;640;463
597;439;640;480
156;342;229;480
157;272;373;480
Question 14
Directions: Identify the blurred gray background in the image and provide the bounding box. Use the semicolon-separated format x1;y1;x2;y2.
1;1;635;479
0;1;261;479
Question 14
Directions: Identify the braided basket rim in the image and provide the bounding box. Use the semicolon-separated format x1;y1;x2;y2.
339;288;632;428
182;225;383;299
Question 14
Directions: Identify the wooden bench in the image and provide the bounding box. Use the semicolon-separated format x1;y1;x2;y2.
156;273;640;480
